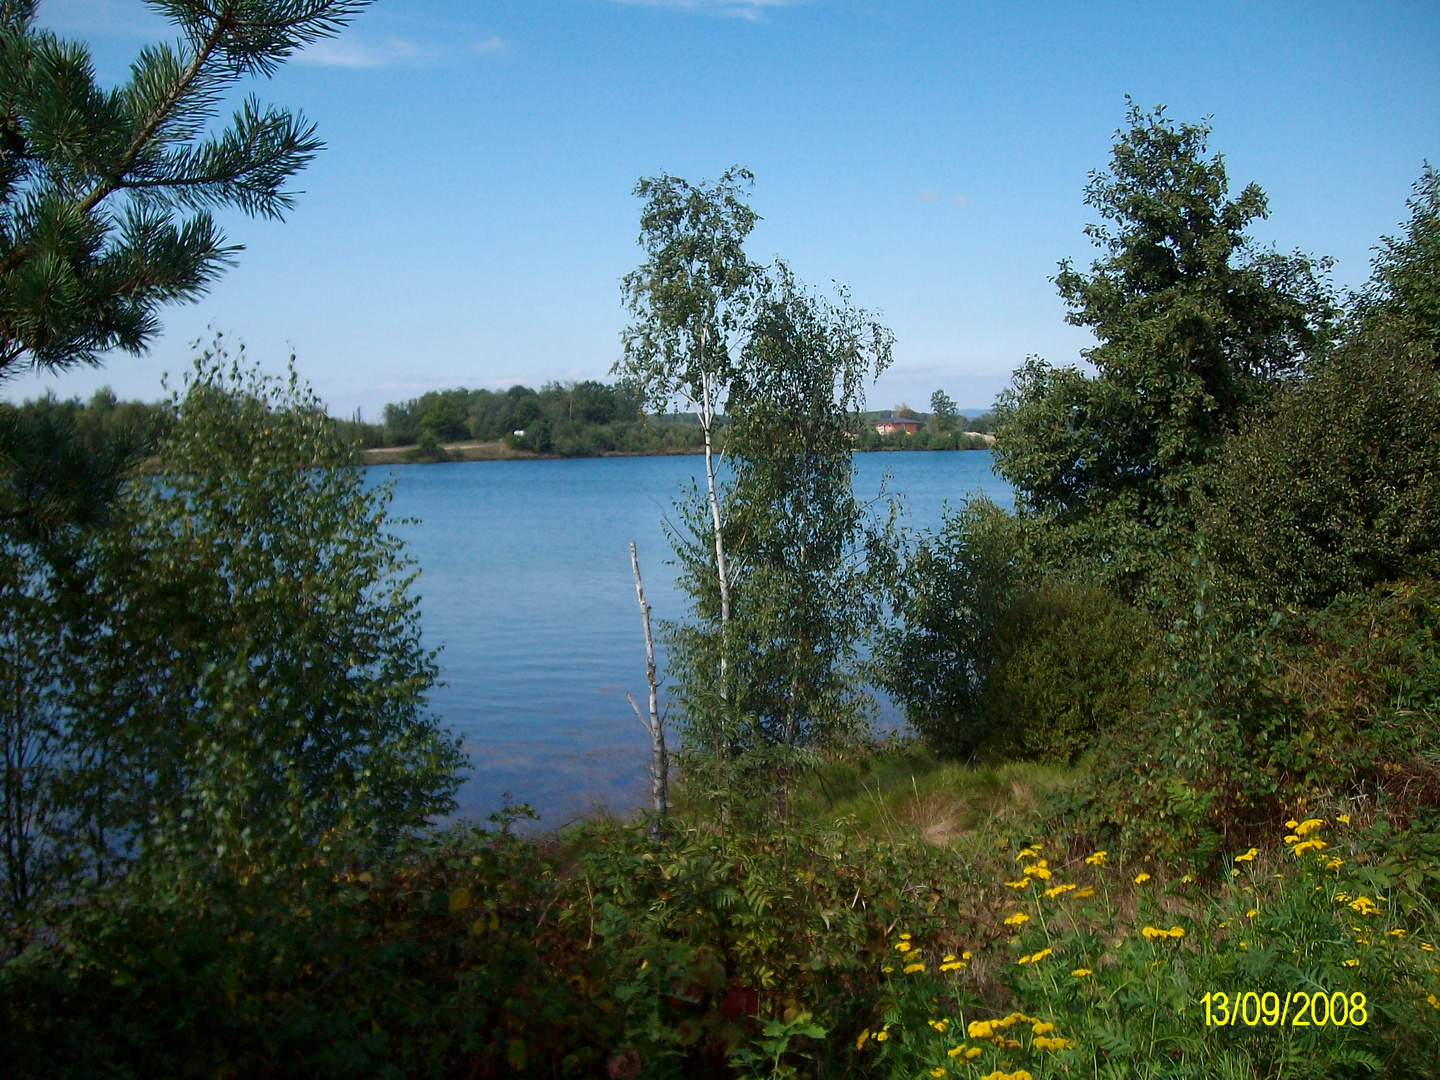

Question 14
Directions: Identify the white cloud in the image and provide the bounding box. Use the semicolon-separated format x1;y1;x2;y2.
472;36;508;54
296;36;442;69
609;0;808;22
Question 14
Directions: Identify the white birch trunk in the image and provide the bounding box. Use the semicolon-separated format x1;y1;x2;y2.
628;541;667;821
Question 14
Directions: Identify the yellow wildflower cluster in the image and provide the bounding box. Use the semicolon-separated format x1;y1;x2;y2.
978;1070;1033;1080
946;1044;984;1060
939;951;971;972
856;1023;894;1049
967;1012;1036;1039
1022;860;1052;880
1015;844;1042;862
1033;1035;1076;1051
1349;895;1381;916
1134;872;1151;884
1003;912;1030;926
1141;925;1186;940
1017;947;1053;965
1073;885;1095;899
904;962;927;974
1045;882;1077;899
1085;850;1107;866
1234;847;1258;863
1070;968;1092;978
1005;878;1030;889
928;1018;950;1033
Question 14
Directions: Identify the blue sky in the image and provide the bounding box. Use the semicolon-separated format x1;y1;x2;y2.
9;0;1439;416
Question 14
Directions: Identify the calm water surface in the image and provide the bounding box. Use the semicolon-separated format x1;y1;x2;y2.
375;451;1013;826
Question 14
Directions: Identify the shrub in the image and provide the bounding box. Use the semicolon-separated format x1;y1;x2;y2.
1198;331;1440;610
1063;573;1440;857
977;581;1154;764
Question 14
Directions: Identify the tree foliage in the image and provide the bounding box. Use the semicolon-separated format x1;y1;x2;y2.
668;263;893;798
1;343;462;931
993;103;1336;596
0;0;368;377
617;166;759;413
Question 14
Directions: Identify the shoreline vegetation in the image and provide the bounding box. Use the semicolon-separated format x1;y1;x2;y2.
1;383;998;465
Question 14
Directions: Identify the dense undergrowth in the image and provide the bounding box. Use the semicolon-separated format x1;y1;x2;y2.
4;774;1437;1079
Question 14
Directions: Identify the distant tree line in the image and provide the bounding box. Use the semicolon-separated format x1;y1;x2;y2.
368;380;711;458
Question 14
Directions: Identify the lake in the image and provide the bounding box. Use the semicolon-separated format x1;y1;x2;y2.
377;450;1013;827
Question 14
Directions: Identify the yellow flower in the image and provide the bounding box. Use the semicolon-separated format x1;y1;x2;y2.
1034;1035;1076;1051
1004;912;1030;926
1023;861;1053;880
895;940;914;952
962;951;972;959
939;960;966;972
855;1029;870;1050
1071;968;1092;977
904;962;926;974
899;932;911;939
1015;845;1041;862
1045;883;1077;899
1349;896;1380;916
881;965;894;973
968;1019;995;1039
1134;872;1151;884
1085;850;1108;865
1246;909;1259;918
928;1018;950;1032
874;1028;889;1042
1005;878;1032;889
1426;994;1440;1010
1168;926;1186;938
1323;856;1344;870
1337;814;1351;824
929;1070;945;1078
1017;948;1053;965
1032;1021;1055;1035
1234;847;1258;863
1421;943;1435;953
965;1047;982;1060
1291;839;1327;856
1343;959;1360;968
1294;818;1325;836
1387;928;1407;938
947;1044;968;1059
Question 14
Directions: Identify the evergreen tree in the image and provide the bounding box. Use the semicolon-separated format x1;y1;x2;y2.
0;0;369;378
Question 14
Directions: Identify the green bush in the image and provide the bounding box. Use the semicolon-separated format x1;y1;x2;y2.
977;581;1154;764
881;503;1155;763
1198;331;1440;610
1064;574;1440;858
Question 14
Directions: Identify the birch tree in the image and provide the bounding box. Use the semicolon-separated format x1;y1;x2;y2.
616;168;759;643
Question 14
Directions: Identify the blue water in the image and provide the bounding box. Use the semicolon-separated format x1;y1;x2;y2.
375;451;1013;826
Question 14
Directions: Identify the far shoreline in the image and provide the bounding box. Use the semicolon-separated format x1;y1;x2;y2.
363;435;995;465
